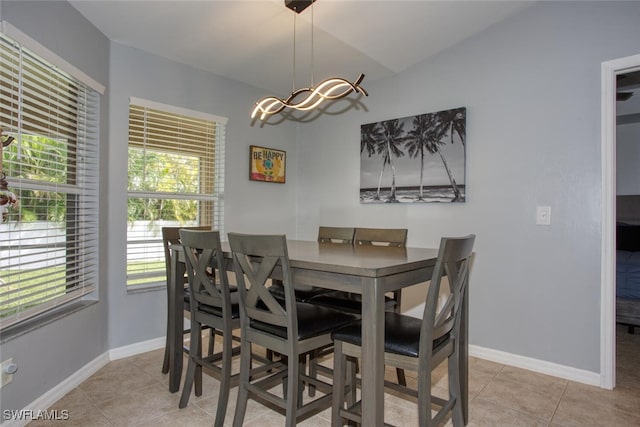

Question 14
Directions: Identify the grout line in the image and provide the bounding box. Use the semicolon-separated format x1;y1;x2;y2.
547;380;569;427
74;386;114;426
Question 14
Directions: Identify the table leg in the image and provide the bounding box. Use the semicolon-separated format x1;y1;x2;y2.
360;279;385;427
169;248;185;393
461;279;469;425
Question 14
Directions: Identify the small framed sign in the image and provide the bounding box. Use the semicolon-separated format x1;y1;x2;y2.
249;145;286;183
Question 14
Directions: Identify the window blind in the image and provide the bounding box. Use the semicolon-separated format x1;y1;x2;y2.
0;31;100;330
126;99;225;288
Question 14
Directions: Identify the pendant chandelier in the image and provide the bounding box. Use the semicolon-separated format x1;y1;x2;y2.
251;0;368;121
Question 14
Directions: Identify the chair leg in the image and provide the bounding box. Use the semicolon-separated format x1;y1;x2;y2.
232;338;251;427
208;327;216;356
346;355;357;407
162;333;170;374
392;295;407;386
298;355;306;407
396;367;407;386
331;341;346;427
178;319;201;408
285;353;300;427
308;351;317;397
417;363;432;427
449;347;464;427
162;285;172;374
214;329;233;427
195;328;203;397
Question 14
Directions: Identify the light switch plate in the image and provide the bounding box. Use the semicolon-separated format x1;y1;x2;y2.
536;206;551;225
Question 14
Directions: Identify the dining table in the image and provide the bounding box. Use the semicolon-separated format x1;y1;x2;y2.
167;239;469;427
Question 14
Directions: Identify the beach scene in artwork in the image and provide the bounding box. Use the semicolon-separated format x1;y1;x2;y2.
360;107;466;204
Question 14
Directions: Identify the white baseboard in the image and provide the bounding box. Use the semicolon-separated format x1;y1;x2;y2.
108;336;165;360
405;306;600;386
470;344;601;386
2;336;166;427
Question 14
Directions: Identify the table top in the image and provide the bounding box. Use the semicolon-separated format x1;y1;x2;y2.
171;239;439;278
170;239;438;277
287;240;438;278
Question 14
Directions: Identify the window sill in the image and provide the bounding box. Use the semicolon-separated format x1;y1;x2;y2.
0;300;99;344
126;283;166;294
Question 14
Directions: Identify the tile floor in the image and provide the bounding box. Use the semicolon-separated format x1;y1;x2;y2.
28;325;640;426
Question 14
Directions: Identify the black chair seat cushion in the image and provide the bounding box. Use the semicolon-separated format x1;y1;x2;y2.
331;312;449;358
309;290;397;314
268;282;332;302
196;291;241;319
251;302;357;341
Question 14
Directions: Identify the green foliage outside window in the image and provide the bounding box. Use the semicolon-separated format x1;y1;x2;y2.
127;147;201;223
3;135;69;223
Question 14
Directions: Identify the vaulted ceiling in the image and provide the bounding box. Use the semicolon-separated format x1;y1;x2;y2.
69;1;534;95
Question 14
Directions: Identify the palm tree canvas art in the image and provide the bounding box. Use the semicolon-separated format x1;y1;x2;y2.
360;107;466;203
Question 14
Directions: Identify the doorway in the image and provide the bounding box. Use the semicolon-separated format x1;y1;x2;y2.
601;53;640;390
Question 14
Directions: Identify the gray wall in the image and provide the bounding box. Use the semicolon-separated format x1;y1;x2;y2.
295;1;640;373
0;0;110;413
107;44;299;347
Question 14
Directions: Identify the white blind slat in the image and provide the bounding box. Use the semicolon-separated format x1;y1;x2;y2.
0;30;100;330
125;101;226;287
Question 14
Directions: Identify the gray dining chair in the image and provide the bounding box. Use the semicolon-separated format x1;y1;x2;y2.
228;233;358;427
331;234;476;427
161;225;213;378
317;226;356;244
306;226;356;395
267;226;354;303
177;229;240;426
309;227;409;385
310;227;408;313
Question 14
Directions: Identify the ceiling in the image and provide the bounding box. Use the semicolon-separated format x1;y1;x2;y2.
69;0;534;96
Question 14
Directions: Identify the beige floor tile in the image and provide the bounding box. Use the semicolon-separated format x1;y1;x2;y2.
27;388;111;427
468;357;504;376
559;381;639;418
78;359;164;405
468;369;498;399
92;382;180;425
465;397;548;427
476;375;562;421
383;398;422;426
495;365;568;400
194;387;272;427
551;391;640;427
132;404;214;427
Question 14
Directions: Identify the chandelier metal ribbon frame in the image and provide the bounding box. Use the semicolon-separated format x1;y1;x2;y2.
251;0;367;121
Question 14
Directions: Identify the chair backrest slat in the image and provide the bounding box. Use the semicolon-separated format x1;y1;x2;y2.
420;235;475;359
162;225;211;282
318;226;355;244
179;229;232;315
228;233;297;337
354;227;407;247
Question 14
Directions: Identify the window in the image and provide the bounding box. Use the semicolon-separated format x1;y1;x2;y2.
126;98;226;288
0;26;102;331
